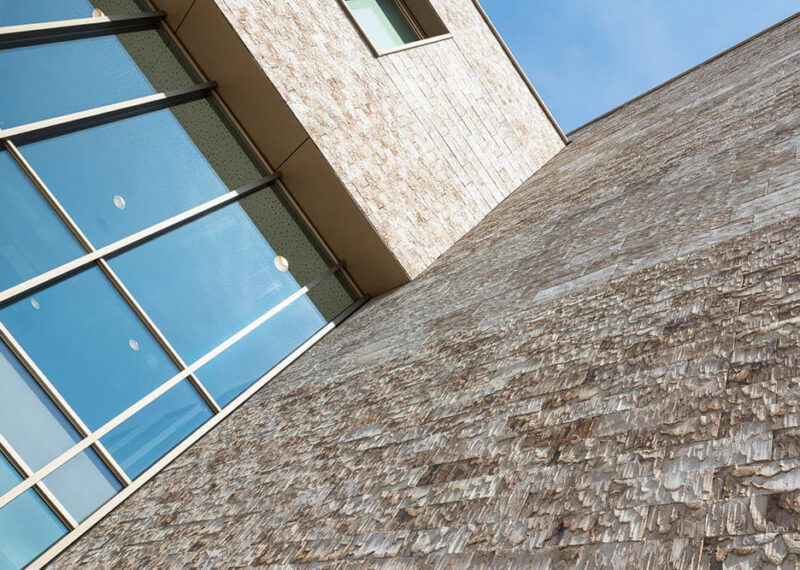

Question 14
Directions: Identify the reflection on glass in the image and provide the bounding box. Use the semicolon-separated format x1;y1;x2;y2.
101;381;211;478
0;0;146;27
0;454;21;497
237;187;357;322
0;342;82;471
0;490;66;570
0;28;194;128
0;267;177;430
22;98;262;247
44;449;121;522
197;296;328;406
109;186;357;404
0;152;84;292
346;0;419;51
109;198;309;365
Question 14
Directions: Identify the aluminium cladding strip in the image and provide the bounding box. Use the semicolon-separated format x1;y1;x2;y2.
0;263;346;513
0;11;166;49
0;83;216;145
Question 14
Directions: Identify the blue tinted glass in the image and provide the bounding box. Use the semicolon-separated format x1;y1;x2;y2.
21;98;261;247
0;490;66;570
44;449;121;522
0;152;83;291
101;381;211;478
109;201;309;364
197;296;327;406
0;342;81;470
0;29;194;128
0;1;145;26
0;455;21;497
0;267;177;430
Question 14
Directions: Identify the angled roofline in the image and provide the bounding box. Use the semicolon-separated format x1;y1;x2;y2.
568;9;800;136
471;0;569;145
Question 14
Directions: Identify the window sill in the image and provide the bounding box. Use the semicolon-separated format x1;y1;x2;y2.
373;33;453;57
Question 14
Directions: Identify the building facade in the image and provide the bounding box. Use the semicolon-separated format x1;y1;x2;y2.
50;8;800;570
0;1;564;568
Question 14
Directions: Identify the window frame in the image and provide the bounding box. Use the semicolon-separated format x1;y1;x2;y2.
338;0;452;57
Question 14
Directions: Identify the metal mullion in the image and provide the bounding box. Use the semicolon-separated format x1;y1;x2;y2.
0;433;33;478
92;442;132;486
0;83;215;145
0;322;129;489
8;138;222;467
151;18;364;299
97;259;222;414
5;140;93;251
5;142;135;487
0;12;165;49
36;483;79;530
0;435;77;529
0;264;344;510
0;173;280;307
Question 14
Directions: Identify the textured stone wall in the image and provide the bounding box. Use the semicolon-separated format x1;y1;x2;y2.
52;12;800;570
208;0;564;277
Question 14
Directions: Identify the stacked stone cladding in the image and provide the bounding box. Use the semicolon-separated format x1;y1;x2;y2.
210;0;565;277
53;11;800;569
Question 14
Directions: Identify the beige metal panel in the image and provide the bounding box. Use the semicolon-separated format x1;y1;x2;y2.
280;139;410;296
170;0;307;169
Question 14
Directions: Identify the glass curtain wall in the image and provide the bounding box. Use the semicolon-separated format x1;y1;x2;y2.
0;3;361;568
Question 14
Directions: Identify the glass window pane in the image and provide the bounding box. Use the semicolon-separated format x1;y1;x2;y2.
21;98;263;247
196;296;328;407
0;454;21;497
347;0;419;51
43;449;121;522
109;193;315;365
0;489;66;570
0;267;178;430
0;28;196;128
108;187;357;405
0;342;82;471
101;380;211;479
0;152;84;292
0;1;146;27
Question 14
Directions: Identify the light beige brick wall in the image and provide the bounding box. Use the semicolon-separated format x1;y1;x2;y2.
213;0;565;277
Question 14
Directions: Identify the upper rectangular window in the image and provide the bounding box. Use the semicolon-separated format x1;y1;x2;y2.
342;0;449;55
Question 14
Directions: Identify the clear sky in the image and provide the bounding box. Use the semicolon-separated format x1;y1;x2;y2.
480;1;799;133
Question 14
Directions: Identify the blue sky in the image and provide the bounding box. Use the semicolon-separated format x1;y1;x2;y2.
481;1;799;132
